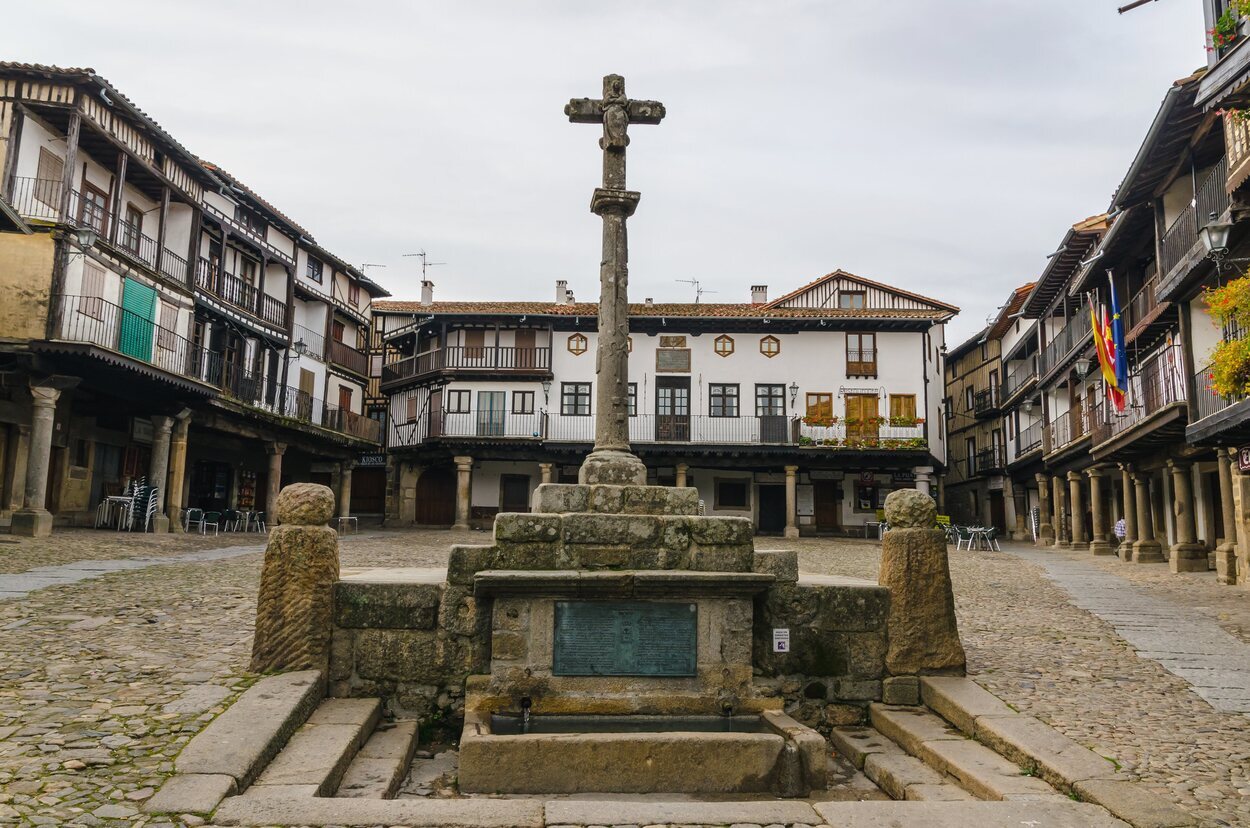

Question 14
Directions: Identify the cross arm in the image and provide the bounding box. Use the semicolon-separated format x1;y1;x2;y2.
565;98;667;124
626;99;665;124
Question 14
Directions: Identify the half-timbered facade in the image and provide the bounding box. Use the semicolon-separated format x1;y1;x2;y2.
373;271;955;534
0;62;388;535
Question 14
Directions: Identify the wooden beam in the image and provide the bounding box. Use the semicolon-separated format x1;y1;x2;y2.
155;185;170;278
1;105;24;199
109;150;127;245
58;110;80;221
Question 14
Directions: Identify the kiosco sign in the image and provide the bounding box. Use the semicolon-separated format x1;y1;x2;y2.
1239;446;1250;473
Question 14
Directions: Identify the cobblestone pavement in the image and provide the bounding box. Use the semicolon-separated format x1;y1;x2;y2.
0;527;1246;825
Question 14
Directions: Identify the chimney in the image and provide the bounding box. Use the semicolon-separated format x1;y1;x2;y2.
751;285;768;305
556;280;568;304
566;288;575;303
645;297;654;308
420;280;434;307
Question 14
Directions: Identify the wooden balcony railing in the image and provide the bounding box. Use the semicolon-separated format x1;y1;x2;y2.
195;257;288;329
1090;343;1188;447
972;386;1000;416
1016;419;1043;456
847;348;877;378
1226;114;1250;194
382;345;552;385
329;339;369;376
1046;408;1087;454
972;444;1005;475
1039;313;1091;378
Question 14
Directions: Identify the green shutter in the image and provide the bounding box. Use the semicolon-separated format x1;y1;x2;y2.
119;278;156;362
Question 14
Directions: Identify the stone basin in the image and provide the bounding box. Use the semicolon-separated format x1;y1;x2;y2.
457;708;827;796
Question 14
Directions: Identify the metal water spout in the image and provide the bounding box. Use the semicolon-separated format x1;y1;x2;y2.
520;697;532;734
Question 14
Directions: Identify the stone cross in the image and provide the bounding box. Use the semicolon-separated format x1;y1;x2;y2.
565;74;666;485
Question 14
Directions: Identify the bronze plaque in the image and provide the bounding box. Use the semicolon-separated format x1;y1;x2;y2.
553;601;697;676
656;348;691;373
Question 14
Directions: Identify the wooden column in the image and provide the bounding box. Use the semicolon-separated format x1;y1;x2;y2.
58;111;80;222
155;185;170;276
109;151;127;245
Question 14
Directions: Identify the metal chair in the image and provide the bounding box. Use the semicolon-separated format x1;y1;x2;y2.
222;509;239;533
200;511;221;536
983;527;1002;552
954;526;974;551
140;487;160;532
249;511;266;532
184;508;205;533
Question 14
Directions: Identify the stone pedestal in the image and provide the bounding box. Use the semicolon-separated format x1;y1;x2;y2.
251;483;339;675
1035;473;1054;545
1132;472;1164;563
11;385;62;538
1168;461;1208;572
877;489;965;676
1086;468;1113;555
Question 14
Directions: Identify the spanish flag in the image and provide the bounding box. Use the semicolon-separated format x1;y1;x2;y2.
1090;291;1126;411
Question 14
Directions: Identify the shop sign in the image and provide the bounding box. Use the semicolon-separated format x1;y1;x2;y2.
356;453;386;467
132;418;153;445
1238;446;1250;473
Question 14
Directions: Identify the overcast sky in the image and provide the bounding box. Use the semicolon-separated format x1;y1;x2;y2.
6;1;1204;343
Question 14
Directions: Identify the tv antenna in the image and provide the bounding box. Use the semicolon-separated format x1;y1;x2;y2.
360;263;387;274
676;278;717;304
404;250;446;280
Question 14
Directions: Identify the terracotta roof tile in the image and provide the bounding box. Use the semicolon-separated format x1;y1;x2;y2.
371;299;946;319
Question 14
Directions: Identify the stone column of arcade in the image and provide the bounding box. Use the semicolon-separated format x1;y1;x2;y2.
3;424;31;518
1217;449;1239;584
1067;470;1088;551
453;455;473;531
1034;472;1054;545
1053;474;1069;548
1168;459;1207;572
1086;467;1113;555
11;384;64;538
675;463;688;488
1132;471;1164;563
338;460;353;518
266;442;286;524
539;462;554;485
165;410;191;533
147;416;174;533
1119;464;1137;559
784;464;799;539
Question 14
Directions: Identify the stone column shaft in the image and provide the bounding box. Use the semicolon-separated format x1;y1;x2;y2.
266;442;286;522
1133;472;1164;563
3;424;30;514
1035;472;1054;545
539;463;554;485
453;455;472;531
1217;450;1238;585
1067;471;1088;550
338;461;353;518
1168;460;1207;573
166;412;190;533
1087;469;1113;555
11;386;61;537
675;463;688;488
1120;466;1137;559
147;416;174;532
784;465;799;539
1053;475;1069;548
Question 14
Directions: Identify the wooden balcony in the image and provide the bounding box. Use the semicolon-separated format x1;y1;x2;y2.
1001;357;1037;403
195;258;289;330
846;348;877;379
381;345;552;388
329;338;369;376
1038;314;1091;379
972;386;1000;418
1089;343;1187;452
1157;157;1228;299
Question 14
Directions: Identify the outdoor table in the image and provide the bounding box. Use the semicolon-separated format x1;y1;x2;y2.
103;495;132;529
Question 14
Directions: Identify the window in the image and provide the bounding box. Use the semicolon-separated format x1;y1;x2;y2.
562;382;591;416
838;290;866;309
965;386;974;411
847;333;876;376
348;282;360;307
759;335;781;358
236;207;266;237
338;385;354;412
464;329;486;358
405;394;418;423
121;204;143;253
944;396;953;420
714;334;735;357
628;382;637;416
446;389;471;413
78;181;109;234
567;333;588;355
332;320;345;343
306;258;323;283
513;390;535;414
35;147;63;208
240;258;258;286
888;394;917;423
966;437;976;472
158;302;178;350
805;393;833;420
715;478;750;510
755;383;785;416
710;384;739;417
73;438;90;468
81;262;106;319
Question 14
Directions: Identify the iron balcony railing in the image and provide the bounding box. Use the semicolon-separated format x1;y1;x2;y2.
972;386;1000;416
292;324;326;360
329;339;369;376
1046;408;1088;454
1191;361;1247;424
1016;419;1043;456
201;202;294;266
1089;343;1188;446
972;444;1005;475
195;257;289;329
1126;273;1161;333
1001;357;1037;400
52;293;220;383
1038;313;1092;378
382;345;553;385
1159;157;1229;281
323;403;383;443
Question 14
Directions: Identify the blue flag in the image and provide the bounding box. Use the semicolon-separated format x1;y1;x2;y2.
1107;270;1127;390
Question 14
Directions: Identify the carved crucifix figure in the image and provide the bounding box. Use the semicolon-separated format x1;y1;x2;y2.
565;75;666;485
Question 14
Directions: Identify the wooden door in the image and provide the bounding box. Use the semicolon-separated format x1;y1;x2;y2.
514;329;536;368
350;468;386;514
499;474;531;513
297;369;316;419
415;466;455;525
338;385;354;413
429;390;443;437
656;377;691;441
757;485;785;534
846;394;879;441
813;480;840;531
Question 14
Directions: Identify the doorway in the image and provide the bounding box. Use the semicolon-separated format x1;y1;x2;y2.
190;460;232;512
757;484;786;534
477;391;506;436
351;467;386;514
415;466;456;525
989;490;1006;532
813;480;840;532
499;474;531;513
656;377;690;441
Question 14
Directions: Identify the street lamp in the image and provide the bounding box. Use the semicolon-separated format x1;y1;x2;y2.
541;378;553;405
1200;211;1233;257
788;382;799;408
74;225;99;250
1075;357;1092;379
292;338;308;357
1022;398;1035;415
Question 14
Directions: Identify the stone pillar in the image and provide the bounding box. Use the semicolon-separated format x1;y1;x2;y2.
453;455;473;531
338;460;353;518
11;386;62;537
146;416;174;533
878;489;965;676
1012;480;1028;540
1035;473;1054;545
1086;468;1113;555
1002;477;1018;538
1231;452;1250;590
913;465;934;497
539;462;554;485
2;424;30;516
250;483;339;675
1132;472;1164;563
1217;449;1238;585
1067;471;1088;550
1119;465;1137;560
1053;475;1069;548
166;411;191;533
675;463;689;488
266;442;286;522
784;464;799;539
1168;460;1208;572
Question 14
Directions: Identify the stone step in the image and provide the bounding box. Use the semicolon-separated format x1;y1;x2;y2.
812;800;1132;827
253;698;382;796
832;726;975;802
335;719;419;799
532;482;699;515
869;704;1061;802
